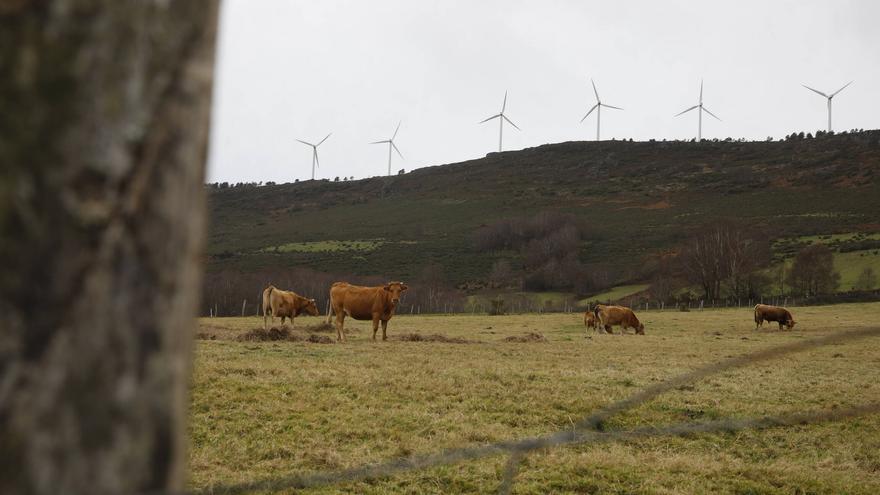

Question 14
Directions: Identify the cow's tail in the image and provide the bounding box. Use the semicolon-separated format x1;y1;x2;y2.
264;286;275;316
326;291;334;324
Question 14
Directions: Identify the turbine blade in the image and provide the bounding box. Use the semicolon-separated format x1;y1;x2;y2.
392;121;401;139
296;139;313;146
370;140;389;145
580;103;599;122
503;114;520;130
502;91;508;112
391;141;404;159
702;106;722;121
801;84;828;98
591;78;599;101
314;149;320;168
480;114;501;124
699;79;703;103
317;133;332;146
674;105;699;117
831;80;853;97
602;103;624;110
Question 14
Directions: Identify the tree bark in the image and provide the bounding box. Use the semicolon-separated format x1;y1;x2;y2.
0;2;219;494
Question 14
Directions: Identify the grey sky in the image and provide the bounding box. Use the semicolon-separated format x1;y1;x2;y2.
207;0;879;183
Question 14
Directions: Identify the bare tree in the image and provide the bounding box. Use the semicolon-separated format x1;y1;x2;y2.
786;244;840;296
0;2;219;494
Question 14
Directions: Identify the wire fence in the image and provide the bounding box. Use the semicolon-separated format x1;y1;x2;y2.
162;326;880;495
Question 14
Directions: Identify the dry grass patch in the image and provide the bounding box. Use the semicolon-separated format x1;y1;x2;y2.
189;303;880;494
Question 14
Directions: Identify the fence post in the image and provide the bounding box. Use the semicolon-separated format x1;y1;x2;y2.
700;300;704;311
241;299;247;317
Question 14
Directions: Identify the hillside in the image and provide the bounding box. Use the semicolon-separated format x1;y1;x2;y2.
207;131;880;291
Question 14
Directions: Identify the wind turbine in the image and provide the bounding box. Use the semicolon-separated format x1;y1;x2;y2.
674;80;720;142
296;133;331;180
580;78;623;141
802;81;853;132
371;121;403;176
480;91;520;152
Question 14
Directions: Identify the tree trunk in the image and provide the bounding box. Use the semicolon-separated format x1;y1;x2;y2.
0;2;219;494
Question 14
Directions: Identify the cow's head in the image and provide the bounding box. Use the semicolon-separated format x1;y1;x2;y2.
786;320;797;330
384;281;408;304
301;298;319;316
636;323;646;335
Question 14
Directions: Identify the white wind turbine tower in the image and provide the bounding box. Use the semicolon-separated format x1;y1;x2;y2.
580;78;623;141
296;133;331;180
480;91;520;152
674;80;721;142
370;121;404;176
802;81;853;132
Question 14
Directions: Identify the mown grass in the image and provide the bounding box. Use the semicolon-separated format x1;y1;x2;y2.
581;284;650;305
835;251;880;290
189;302;880;494
261;239;386;253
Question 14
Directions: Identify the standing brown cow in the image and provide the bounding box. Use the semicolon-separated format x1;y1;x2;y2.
262;285;319;329
754;304;796;330
584;311;600;333
327;281;408;342
594;304;645;335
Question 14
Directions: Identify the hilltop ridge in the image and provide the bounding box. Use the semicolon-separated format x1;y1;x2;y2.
207;131;880;289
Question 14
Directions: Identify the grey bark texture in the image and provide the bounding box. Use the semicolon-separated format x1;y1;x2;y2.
0;1;219;494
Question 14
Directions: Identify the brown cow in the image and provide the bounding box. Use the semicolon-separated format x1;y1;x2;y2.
594;304;645;335
754;304;796;331
327;281;408;342
262;285;319;329
584;311;600;333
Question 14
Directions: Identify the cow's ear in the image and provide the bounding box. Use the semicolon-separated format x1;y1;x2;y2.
384;284;391;291
401;284;409;291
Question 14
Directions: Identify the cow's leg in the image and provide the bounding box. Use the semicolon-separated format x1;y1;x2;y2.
381;319;389;341
778;322;784;331
280;315;286;327
604;324;613;335
335;312;346;342
371;315;380;341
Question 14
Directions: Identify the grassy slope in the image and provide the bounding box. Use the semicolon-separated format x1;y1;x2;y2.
190;303;880;494
208;132;880;286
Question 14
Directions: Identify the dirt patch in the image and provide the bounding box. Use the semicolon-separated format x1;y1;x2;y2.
307;334;333;344
303;321;336;333
235;327;333;343
237;327;294;342
503;332;547;343
196;332;217;340
394;333;477;344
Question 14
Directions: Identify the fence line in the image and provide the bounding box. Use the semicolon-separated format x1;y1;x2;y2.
162;326;880;495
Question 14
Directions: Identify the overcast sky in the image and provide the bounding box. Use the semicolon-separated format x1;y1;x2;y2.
207;0;880;183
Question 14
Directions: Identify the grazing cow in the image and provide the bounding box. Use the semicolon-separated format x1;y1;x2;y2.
584;311;600;333
594;304;645;335
754;304;796;331
262;285;319;330
327;281;408;342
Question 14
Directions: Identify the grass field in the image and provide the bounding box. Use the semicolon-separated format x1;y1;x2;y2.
189;303;880;494
580;284;651;305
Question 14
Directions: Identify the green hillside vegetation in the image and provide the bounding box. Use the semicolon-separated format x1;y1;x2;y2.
207;131;880;305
